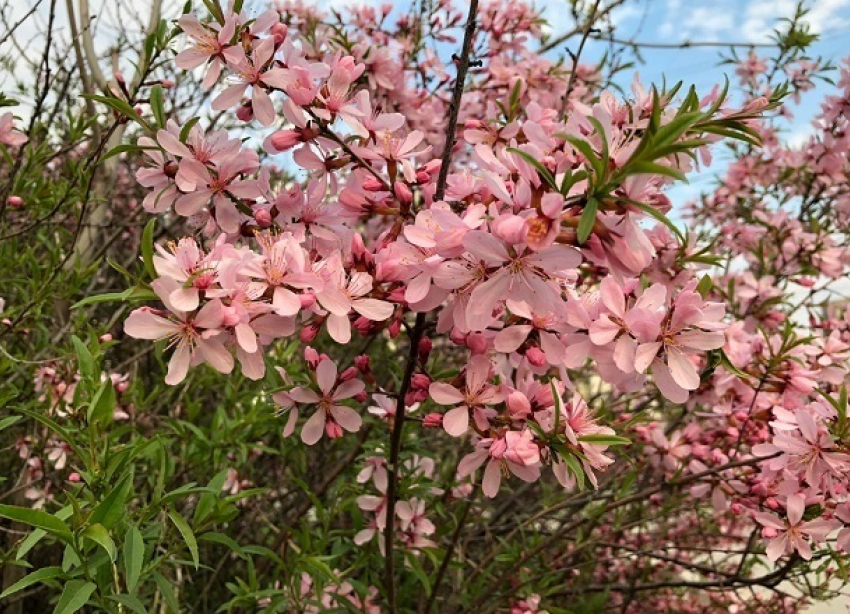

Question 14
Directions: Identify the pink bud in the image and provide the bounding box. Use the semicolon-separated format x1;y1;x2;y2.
730;503;743;515
326;419;344;440
355;355;371;373
236;103;254;122
418;337;432;360
161;79;175;89
304;346;320;368
393;181;413;204
466;332;488;355
68;472;81;483
766;497;779;510
761;527;778;539
526;347;546;367
363;177;384;191
388;319;401;338
271;22;288;44
423;413;443;428
300;292;316;308
114;71;126;84
300;324;319;343
254;208;273;227
415;171;430;183
339;366;358;382
354;391;367;403
506;390;531;417
99;333;113;343
116;381;129;394
7;195;23;208
381;2;392;15
269;129;301;152
411;374;430;390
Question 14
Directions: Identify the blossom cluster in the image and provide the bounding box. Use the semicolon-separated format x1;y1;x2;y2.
113;0;850;604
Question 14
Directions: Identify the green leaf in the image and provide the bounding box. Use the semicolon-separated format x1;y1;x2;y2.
141;219;157;279
0;505;72;542
0;415;23;432
153;572;180;613
88;377;116;427
83;523;116;561
110;594;148;614
198;532;246;558
83;94;153;132
695;274;713;298
71;335;95;383
577;197;598;244
52;580;96;614
0;566;64;600
72;285;158;310
625;198;686;244
179;116;201;142
89;474;132;529
506;147;558;191
563;453;586;491
150;85;165;127
124;525;145;593
578;434;631;446
168;510;199;568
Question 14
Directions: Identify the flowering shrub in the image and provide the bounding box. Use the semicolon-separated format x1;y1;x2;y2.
3;0;850;612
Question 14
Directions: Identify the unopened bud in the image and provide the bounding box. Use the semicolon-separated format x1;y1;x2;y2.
6;195;23;208
423;413;443;428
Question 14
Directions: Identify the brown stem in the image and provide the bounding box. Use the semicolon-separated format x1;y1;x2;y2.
383;1;479;609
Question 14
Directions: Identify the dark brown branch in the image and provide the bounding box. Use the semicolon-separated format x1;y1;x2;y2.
383;0;479;610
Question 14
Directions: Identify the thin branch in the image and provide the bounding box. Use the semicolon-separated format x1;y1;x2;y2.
383;1;479;610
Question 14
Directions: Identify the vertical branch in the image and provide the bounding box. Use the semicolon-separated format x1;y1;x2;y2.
382;0;479;610
558;0;602;120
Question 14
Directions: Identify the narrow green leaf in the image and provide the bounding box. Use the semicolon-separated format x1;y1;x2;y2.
124;525;145;593
83;524;116;561
153;572;180;613
52;580;96;614
110;594;148;614
577;197;598;244
506;147;558;191
0;415;23;432
141;219;157;279
88;378;116;427
168;510;199;568
198;532;246;559
0;566;64;600
71;335;95;383
625;198;686;244
150;85;165;127
0;505;72;541
578;434;631;446
89;474;132;529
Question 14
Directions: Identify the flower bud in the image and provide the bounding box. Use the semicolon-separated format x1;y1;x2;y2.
418;337;432;360
411;374;431;390
526;346;546;367
161;79;175;89
339;366;358;382
300;292;316;309
466;332;488;355
254;208;273;227
99;333;113;343
300;323;319;343
6;195;23;208
363;176;384;192
355;355;371;373
423;413;443;428
354;391;367;403
236;103;254;122
326;420;344;440
393;181;413;204
268;130;301;152
68;472;81;483
271;22;288;44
